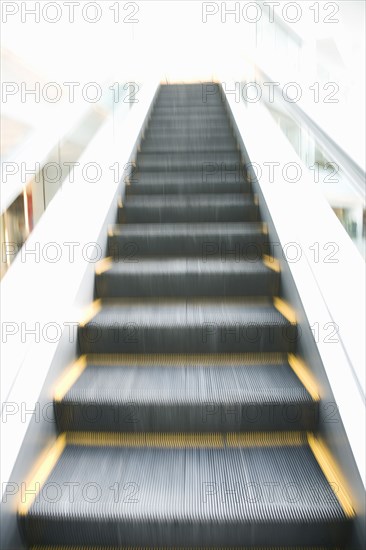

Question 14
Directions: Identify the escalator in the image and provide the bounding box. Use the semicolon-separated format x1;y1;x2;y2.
18;83;354;547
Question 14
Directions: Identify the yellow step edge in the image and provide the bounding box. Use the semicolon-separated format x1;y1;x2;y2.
226;431;306;447
54;356;88;402
263;254;281;273
18;434;66;516
66;432;224;448
65;431;307;449
307;432;355;518
273;297;297;324
95;257;113;276
288;354;320;401
79;299;102;327
118;196;124;208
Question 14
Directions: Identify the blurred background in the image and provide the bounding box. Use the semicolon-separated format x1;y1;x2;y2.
1;0;365;277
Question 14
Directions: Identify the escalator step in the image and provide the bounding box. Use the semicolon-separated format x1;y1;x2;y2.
157;88;222;103
153;105;226;115
158;83;221;92
158;83;221;91
151;113;229;124
55;353;318;432
155;95;224;101
95;257;278;297
141;136;237;153
136;152;242;171
118;194;258;223
126;170;249;195
107;222;266;258
147;121;232;132
144;127;235;140
154;99;224;108
157;83;222;95
20;433;351;546
30;548;346;550
78;297;297;354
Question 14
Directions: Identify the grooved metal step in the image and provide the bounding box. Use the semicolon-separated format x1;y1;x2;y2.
144;127;235;140
20;433;350;546
55;353;318;432
151;113;229;124
153;98;225;108
141;136;237;153
119;194;258;223
30;548;346;550
95;257;278;297
147;120;232;131
157;83;222;99
107;222;267;258
153;105;227;115
155;91;223;99
151;99;225;107
78;297;297;354
153;104;227;112
158;85;221;93
136;152;242;172
159;81;221;90
126;170;249;195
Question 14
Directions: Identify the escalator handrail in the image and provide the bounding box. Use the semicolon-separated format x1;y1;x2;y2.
253;65;366;201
